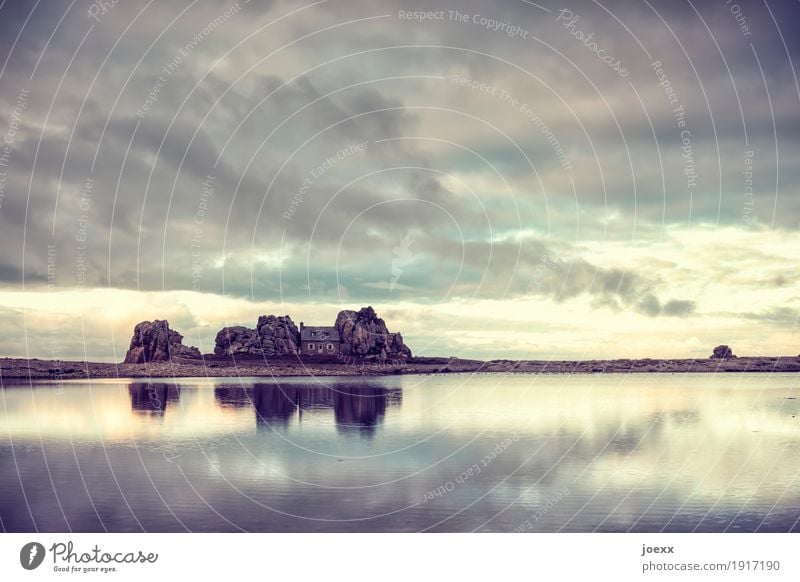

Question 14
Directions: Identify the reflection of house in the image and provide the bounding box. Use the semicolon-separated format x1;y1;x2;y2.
237;383;400;435
299;322;340;356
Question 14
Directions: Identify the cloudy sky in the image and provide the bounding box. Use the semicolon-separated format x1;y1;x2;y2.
0;0;798;361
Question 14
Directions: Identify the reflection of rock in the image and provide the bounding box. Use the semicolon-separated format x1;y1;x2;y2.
252;386;295;427
251;384;334;428
123;320;201;363
213;315;301;356
333;385;398;435
128;383;180;414
334;306;411;359
710;345;735;359
219;382;401;433
214;385;253;408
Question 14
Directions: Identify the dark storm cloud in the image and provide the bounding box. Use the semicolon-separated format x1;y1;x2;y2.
0;0;797;318
0;1;56;75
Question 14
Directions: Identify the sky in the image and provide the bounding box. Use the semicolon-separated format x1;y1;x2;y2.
0;0;798;361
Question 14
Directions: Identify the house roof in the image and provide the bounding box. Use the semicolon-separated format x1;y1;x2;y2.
300;326;340;342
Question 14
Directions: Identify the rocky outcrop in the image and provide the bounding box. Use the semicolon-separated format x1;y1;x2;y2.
214;326;261;356
711;345;735;359
126;308;410;362
124;320;201;364
214;315;300;357
390;331;410;357
257;315;300;356
334;306;411;359
168;329;203;359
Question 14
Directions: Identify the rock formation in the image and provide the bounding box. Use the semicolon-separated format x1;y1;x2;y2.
214;315;300;357
710;345;735;359
213;326;261;356
168;329;203;359
334;306;411;359
125;308;411;363
257;315;301;356
123;320;201;364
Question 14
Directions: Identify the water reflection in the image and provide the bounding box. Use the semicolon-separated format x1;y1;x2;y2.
333;385;402;435
128;383;180;415
1;374;799;532
213;382;401;434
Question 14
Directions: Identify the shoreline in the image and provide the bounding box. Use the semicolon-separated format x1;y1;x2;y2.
2;355;799;381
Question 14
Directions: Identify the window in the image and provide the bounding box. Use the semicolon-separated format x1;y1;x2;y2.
308;343;315;351
326;343;334;352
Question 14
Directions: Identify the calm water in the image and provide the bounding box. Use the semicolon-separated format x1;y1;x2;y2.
1;373;799;532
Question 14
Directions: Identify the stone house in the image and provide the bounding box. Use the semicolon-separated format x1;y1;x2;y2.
299;322;341;356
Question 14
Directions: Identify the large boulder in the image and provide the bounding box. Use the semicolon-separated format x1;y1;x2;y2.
334;306;411;359
124;320;201;364
214;315;301;357
214;326;261;356
257;315;300;356
391;331;410;357
710;345;735;359
167;329;202;359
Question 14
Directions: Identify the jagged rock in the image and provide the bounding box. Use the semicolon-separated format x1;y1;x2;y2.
391;331;409;357
213;326;261;356
128;310;410;362
167;329;202;359
257;315;300;356
214;315;301;357
334;306;411;359
711;345;735;359
124;320;201;364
